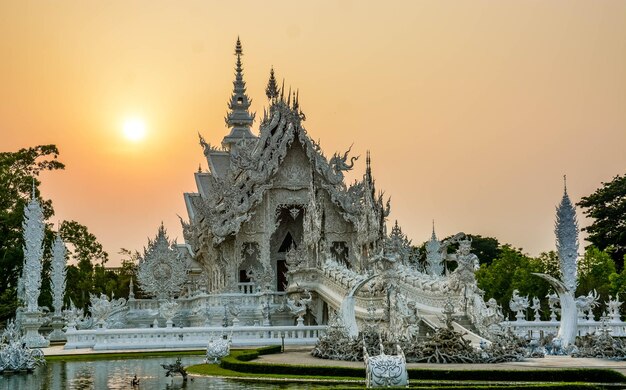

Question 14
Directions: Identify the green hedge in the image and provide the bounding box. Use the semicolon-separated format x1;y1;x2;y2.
219;349;625;384
407;368;625;383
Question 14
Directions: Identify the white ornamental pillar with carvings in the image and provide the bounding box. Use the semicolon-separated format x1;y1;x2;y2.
20;187;49;347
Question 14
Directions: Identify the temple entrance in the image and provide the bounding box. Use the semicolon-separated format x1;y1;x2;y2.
271;205;304;292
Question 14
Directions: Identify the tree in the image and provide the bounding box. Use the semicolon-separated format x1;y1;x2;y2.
60;221;110;310
535;251;561;280
576;246;615;316
577;173;626;270
426;234;501;266
476;246;551;320
0;145;64;322
0;145;112;321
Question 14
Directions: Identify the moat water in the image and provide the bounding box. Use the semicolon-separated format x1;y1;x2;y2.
0;355;333;390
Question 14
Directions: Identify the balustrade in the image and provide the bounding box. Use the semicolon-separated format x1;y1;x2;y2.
65;324;327;351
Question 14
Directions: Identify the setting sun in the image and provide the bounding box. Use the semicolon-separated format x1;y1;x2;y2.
122;118;146;142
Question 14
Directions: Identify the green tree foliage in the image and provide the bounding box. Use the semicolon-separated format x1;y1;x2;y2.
577;173;626;270
0;145;64;322
477;245;620;320
476;246;551;320
577;246;615;301
0;145;129;322
59;221;110;310
416;234;501;270
608;256;626;297
535;251;561;280
465;235;501;266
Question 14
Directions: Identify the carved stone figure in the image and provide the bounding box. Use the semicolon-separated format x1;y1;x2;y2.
363;343;408;388
159;300;179;328
531;297;542;322
606;295;622;322
287;289;312;324
206;335;231;364
329;145;358;177
0;320;45;373
576;290;600;321
509;290;529;321
547;292;560;321
88;293;127;329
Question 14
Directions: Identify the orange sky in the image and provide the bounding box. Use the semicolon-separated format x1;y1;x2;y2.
1;1;625;266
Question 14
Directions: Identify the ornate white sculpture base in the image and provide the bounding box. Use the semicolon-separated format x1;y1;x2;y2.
364;344;409;388
206;336;231;364
0;321;45;373
48;315;67;342
21;311;49;348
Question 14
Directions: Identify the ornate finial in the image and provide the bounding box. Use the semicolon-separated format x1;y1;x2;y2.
293;89;300;111
265;67;279;100
235;36;242;56
198;164;202;173
431;220;437;239
287;86;292;108
31;178;36;199
280;79;285;102
223;37;256;148
563;175;568;194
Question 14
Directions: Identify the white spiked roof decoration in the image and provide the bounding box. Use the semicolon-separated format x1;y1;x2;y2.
223;37;256;148
555;175;579;294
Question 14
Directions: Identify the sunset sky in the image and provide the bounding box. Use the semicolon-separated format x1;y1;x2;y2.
1;1;625;266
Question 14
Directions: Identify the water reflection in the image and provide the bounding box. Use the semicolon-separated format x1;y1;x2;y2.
0;356;328;390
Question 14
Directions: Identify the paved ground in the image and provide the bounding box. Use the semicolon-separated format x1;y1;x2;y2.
43;345;626;375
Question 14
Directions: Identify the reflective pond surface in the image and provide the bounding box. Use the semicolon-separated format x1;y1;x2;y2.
0;356;336;390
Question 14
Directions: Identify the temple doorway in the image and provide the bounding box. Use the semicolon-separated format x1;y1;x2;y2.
271;205;304;291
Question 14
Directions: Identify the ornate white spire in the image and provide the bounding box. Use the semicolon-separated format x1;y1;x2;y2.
128;277;135;299
265;66;279;101
223;37;256;149
555;175;579;293
22;189;45;312
50;232;67;315
425;221;444;276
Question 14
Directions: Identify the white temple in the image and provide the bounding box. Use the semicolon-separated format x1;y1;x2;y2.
167;38;492;332
58;40;625;352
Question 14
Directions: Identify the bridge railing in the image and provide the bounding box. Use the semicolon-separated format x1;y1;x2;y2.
64;324;327;351
503;319;626;339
